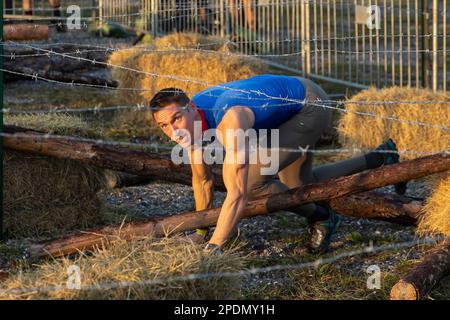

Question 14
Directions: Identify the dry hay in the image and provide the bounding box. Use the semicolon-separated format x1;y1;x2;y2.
3;114;107;238
337;86;450;183
337;86;449;160
4;150;106;238
107;32;269;136
337;87;450;236
152;32;227;50
0;236;244;300
4;113;103;138
417;175;450;237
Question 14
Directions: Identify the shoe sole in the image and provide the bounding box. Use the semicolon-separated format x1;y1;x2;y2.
308;214;341;254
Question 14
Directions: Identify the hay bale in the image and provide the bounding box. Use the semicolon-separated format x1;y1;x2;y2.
3;114;107;238
109;42;268;103
337;87;449;238
3;150;106;238
108;32;234;104
0;237;244;300
107;32;269;136
337;87;450;161
417;175;450;237
152;32;227;50
337;87;450;186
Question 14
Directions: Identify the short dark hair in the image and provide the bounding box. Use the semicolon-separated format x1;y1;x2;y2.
149;88;190;118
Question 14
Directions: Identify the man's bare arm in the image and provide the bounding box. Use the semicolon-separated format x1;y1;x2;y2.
189;146;214;211
209;106;255;246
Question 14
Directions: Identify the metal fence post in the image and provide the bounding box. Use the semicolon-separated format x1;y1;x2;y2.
99;0;103;37
151;0;158;36
305;0;311;77
432;0;438;92
421;0;430;88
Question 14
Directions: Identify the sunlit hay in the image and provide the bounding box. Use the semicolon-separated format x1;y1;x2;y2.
107;32;228;104
107;47;145;104
337;86;450;183
3;150;106;239
110;42;268;102
108;33;269;136
417;175;450;237
4;113;102;138
0;236;244;300
138;50;268;100
153;32;227;50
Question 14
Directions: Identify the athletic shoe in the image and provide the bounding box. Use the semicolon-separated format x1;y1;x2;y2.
306;208;341;254
375;138;407;195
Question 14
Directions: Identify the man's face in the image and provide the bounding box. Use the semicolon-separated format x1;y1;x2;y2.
153;102;199;148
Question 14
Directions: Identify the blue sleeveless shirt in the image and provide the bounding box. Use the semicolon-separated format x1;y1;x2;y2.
191;74;305;130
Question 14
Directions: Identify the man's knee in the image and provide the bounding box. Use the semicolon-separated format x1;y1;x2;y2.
246;178;290;201
246;178;265;200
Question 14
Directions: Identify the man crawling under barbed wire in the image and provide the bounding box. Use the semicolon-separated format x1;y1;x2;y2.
149;74;404;254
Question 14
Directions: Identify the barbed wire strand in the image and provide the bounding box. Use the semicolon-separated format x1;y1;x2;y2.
0;236;444;295
2;131;448;156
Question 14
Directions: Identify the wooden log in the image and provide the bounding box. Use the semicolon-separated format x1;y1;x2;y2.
3;125;225;190
102;173;423;226
390;240;450;300
27;151;449;259
103;170;154;189
9;127;422;225
3;45;116;86
3;24;49;41
15;126;419;224
328;192;423;226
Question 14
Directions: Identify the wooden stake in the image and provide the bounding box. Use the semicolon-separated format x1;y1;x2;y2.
390;240;450;300
4;24;49;41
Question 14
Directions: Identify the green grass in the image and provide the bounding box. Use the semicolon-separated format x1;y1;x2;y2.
345;231;401;246
273;214;307;230
242;252;450;300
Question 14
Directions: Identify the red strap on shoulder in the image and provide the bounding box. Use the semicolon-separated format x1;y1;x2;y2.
197;108;208;133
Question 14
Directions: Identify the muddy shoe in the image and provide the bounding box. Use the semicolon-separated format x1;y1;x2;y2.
376;138;407;195
306;208;341;254
204;243;223;256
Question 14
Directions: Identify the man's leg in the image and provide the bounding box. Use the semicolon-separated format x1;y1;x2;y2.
275;77;334;220
247;89;332;219
291;77;397;183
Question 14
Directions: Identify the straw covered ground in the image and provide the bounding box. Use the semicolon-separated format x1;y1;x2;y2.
3;114;107;238
0;236;243;300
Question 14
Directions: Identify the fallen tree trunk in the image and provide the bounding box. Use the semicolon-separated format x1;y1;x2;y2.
27;152;448;259
328;192;423;226
3;125;225;190
3;24;49;41
103;170;154;189
2;125;438;218
390;240;450;300
3;45;116;86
